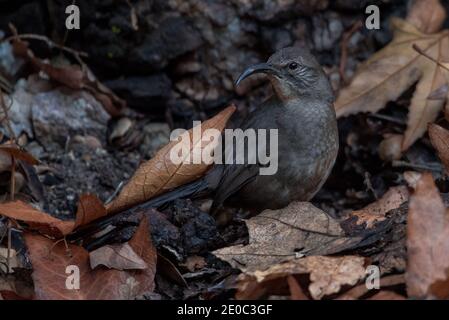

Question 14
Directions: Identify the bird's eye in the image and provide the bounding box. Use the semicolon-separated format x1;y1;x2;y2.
288;62;298;70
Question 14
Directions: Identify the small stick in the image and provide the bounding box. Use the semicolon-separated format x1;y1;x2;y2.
4;23;88;58
339;20;363;84
413;44;449;72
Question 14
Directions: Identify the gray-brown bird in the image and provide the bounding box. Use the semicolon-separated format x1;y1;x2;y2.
72;46;339;237
206;46;339;217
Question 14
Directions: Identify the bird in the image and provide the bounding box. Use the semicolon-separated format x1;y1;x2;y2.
205;46;339;219
71;46;339;239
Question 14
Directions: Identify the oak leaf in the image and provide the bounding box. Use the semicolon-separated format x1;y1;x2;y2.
24;216;156;300
106;105;236;214
335;18;449;151
406;172;449;298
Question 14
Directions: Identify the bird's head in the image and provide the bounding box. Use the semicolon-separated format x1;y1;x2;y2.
236;46;334;102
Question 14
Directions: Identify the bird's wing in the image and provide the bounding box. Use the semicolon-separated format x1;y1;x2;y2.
210;98;281;215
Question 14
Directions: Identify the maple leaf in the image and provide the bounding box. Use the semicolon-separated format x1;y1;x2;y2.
335;18;449;151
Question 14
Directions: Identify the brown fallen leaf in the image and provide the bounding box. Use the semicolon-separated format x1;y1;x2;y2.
337;274;405;300
0;194;106;237
0;200;74;237
89;243;147;271
24;216;156;300
406;172;449;298
428;123;449;175
180;255;206;272
74;193;107;228
236;256;366;300
286;275;308;300
213;201;359;272
407;0;446;34
335;18;449;151
106;105;236;214
0;143;39;165
369;291;406;300
349;186;409;229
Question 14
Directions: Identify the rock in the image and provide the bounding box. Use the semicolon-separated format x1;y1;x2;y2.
129;16;203;71
31;89;110;148
141;122;171;158
0;42;24;77
313;12;344;51
1;83;34;138
105;74;171;111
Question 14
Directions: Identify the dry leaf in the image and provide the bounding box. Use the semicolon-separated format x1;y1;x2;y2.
0;143;39;165
335;18;449;151
213;202;359;272
180;255;206;272
107;105;236;214
0;200;74;237
0;194;106;237
74;193;107;228
369;291;406;300
406;0;446;34
236;256;366;300
428;123;449;175
349;186;409;228
406;172;449;298
25;216;156;300
286;275;308;300
89;243;147;270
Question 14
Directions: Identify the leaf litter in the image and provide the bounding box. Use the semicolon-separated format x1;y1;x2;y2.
2;0;449;301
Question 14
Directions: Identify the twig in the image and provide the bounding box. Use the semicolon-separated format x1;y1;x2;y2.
4;24;88;58
367;113;406;125
0;89;16;140
339;20;363;84
392;160;442;172
364;172;378;199
413;44;449;72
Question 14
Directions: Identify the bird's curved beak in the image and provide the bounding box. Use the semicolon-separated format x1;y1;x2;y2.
235;63;279;86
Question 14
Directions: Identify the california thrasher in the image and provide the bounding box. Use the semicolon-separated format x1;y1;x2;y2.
205;46;339;218
71;46;339;239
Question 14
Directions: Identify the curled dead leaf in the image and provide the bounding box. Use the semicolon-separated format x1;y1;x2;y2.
106;105;236;214
0;200;74;237
406;172;449;298
0;143;39;165
349;186;409;229
24;216;156;300
236;256;366;300
0;194;106;237
90;243;147;271
406;0;446;34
